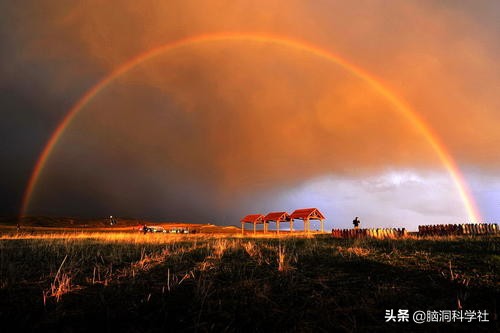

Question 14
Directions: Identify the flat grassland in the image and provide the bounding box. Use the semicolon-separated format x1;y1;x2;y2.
0;230;498;332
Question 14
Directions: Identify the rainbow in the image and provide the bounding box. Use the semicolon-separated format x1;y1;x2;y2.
20;32;482;222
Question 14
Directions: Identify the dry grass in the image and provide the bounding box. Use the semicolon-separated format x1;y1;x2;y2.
341;246;372;257
0;231;497;332
1;231;212;242
277;243;297;272
43;255;72;303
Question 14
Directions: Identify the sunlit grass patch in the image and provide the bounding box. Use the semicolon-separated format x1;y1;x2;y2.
0;231;497;331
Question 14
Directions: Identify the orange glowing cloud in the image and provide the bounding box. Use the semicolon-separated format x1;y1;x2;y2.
4;1;498;222
22;34;480;222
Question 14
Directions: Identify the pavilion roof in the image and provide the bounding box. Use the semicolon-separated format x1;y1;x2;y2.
240;214;265;224
264;212;291;222
290;208;325;220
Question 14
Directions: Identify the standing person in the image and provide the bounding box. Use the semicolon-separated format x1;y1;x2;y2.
352;217;360;229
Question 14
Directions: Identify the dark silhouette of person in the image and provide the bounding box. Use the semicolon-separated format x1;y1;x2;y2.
353;217;360;229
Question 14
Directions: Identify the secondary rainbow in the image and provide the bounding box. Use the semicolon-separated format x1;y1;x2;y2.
20;32;482;222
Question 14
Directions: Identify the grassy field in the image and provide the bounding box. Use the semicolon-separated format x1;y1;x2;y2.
0;231;498;332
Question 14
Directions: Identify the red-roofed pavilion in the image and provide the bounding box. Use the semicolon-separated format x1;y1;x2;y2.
290;208;326;233
240;214;265;234
264;212;291;234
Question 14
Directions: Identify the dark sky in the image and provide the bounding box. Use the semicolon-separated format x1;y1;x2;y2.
1;1;499;229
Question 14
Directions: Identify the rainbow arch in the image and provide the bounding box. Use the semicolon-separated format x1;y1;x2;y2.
20;32;482;222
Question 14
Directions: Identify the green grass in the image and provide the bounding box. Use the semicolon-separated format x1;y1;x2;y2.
0;233;498;332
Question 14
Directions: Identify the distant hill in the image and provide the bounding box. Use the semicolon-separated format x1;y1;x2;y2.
0;216;190;228
199;225;241;233
0;216;241;233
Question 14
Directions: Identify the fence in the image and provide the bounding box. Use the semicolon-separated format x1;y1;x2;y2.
418;223;499;236
331;228;407;239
